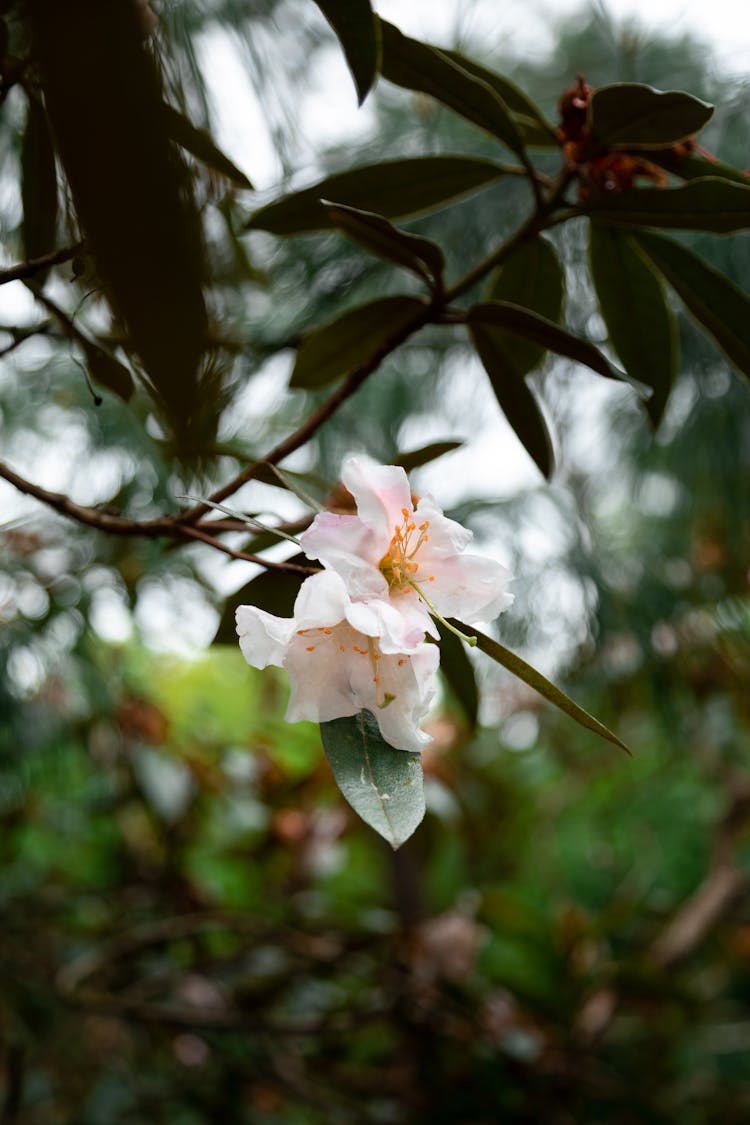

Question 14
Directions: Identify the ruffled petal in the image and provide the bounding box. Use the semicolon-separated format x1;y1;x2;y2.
342;456;413;548
300;511;386;600
284;623;362;723
344;596;426;654
293;569;350;630
347;642;440;752
420;553;513;623
236;605;295;669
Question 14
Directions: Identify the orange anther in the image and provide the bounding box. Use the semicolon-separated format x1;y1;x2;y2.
401;508;410;518
418;521;429;531
397;658;406;666
323;628;332;635
306;645;315;652
428;575;435;582
339;645;346;652
373;676;380;684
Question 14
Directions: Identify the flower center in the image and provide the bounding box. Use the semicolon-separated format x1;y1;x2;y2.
379;509;430;589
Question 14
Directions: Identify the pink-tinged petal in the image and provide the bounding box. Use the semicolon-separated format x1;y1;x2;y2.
300;511;386;600
421;553;513;623
342;456;413;547
390;587;439;642
236;605;295;669
348;642;440;752
414;495;473;553
285;626;363;724
344;597;426;654
293;569;350;630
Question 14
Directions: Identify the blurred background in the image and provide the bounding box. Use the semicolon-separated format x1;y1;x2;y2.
1;1;750;1121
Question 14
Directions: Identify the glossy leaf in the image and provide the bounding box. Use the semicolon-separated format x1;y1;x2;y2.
583;177;750;233
246;156;513;235
457;623;631;755
313;0;379;105
290;296;425;389
633;230;750;383
469;321;554;478
21;96;58;281
467;302;649;397
589;83;713;148
589;225;677;427
436;622;479;729
486;236;565;376
379;20;525;156
395;440;463;472
323;201;444;288
163;103;253;189
441;49;559;147
80;337;135;402
320;710;425;848
213;558;305;645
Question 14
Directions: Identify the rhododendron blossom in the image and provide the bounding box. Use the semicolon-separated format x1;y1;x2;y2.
236;456;512;751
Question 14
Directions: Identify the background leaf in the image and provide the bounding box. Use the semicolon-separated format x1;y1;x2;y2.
486;235;565;376
633;230;750;383
435;623;479;729
80;337;135;403
394;440;463;472
213;558;305;645
313;0;379;105
246;156;512;235
290;296;425;389
21;95;58;282
441;49;559;147
163;103;254;189
323;202;444;288
589;83;713;147
583;177;750;232
320;710;425;848
589;224;677;427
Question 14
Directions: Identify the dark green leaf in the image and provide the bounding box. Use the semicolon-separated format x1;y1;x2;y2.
395;440;463;472
469;321;554;478
441;49;559;147
467;302;650;397
246;156;513;235
589;225;677;427
632;230;750;383
291;296;425;389
435;622;478;728
163;103;253;189
379;20;525;155
647;149;750;186
457;623;631;755
486;235;565;376
213;558;305;645
320;710;425;848
313;0;379;105
583;177;750;233
21;95;58;282
589;83;713;148
80;338;135;402
323;201;444;288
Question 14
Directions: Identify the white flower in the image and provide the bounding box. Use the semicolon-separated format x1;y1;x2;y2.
236;455;512;752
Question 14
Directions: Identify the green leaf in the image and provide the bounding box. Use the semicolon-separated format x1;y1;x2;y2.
213;559;305;645
395;440;463;472
441;49;559;147
647;149;750;186
163;103;253;189
632;230;750;383
435;622;478;728
469;321;554;478
486;235;565;376
80;337;134;402
323;201;444;288
589;225;677;427
21;96;58;282
320;710;425;848
313;0;379;105
467;302;650;397
246;156;513;235
582;177;750;233
290;296;425;389
589;83;713;148
379;20;525;156
457;623;631;755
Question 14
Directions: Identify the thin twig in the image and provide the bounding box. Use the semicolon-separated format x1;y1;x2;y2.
176;524;316;574
0;243;82;286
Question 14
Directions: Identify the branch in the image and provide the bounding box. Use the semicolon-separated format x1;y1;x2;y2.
177;524;317;574
0;243;82;286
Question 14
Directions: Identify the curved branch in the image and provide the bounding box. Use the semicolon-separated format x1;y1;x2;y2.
0;243;82;286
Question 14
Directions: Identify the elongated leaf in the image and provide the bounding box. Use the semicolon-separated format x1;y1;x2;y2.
583;177;750;233
435;623;478;728
320;710;425;848
80;337;134;402
379;20;525;156
291;296;425;389
21;96;58;281
486;235;565;376
313;0;379;105
441;49;559;147
647;149;750;186
467;302;650;397
323;201;444;288
457;623;631;754
589;83;713;148
213;558;305;645
469;321;554;478
633;230;750;383
589;225;677;427
246;156;513;235
163;103;253;189
395;440;463;472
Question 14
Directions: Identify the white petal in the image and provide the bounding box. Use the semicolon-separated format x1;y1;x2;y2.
344;596;426;654
236;605;295;669
293;569;350;630
415;495;473;552
300;511;386;600
422;553;513;623
341;456;413;547
284;624;363;723
347;641;440;752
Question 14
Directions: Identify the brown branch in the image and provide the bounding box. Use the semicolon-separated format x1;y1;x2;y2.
0;243;82;286
177;524;317;574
